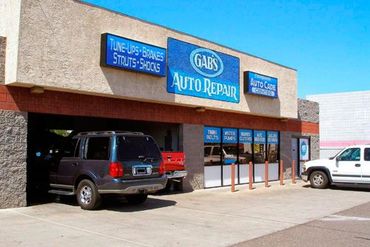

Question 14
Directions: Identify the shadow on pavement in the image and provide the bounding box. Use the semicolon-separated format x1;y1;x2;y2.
51;195;177;212
329;184;370;192
102;196;177;212
301;183;370;192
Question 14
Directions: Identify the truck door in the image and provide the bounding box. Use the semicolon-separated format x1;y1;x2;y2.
361;148;370;183
332;147;362;183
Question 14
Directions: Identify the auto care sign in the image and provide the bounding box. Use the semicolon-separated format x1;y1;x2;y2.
167;38;240;103
245;71;278;98
101;33;166;77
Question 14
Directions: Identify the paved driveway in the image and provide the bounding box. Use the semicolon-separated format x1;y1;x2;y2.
1;181;370;247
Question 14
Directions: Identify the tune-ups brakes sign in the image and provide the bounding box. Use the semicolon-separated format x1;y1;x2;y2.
167;38;240;103
101;33;166;77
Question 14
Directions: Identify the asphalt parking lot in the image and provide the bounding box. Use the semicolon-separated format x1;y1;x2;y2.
2;181;370;247
234;199;370;247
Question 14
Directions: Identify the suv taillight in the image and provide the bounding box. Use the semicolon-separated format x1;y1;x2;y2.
159;161;165;175
109;162;123;178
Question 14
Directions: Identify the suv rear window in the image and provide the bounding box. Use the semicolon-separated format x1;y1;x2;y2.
117;136;161;161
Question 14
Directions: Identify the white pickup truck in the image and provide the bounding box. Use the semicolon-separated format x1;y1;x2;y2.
302;145;370;188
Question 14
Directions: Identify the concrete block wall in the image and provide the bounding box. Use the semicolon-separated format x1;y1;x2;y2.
298;99;319;123
0;36;5;83
0;110;28;208
179;124;204;190
298;99;319;160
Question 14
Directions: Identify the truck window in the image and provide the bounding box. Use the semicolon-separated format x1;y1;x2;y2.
365;148;370;161
204;146;211;156
85;137;110;160
213;147;221;155
338;148;360;161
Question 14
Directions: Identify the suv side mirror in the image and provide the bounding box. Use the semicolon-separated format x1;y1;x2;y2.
336;156;340;161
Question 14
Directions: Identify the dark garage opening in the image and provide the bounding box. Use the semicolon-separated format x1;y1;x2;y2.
27;113;180;205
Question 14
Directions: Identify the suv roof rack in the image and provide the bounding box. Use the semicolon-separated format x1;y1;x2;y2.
75;131;144;136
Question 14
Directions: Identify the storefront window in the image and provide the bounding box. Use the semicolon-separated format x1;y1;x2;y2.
222;128;238;165
204;127;221;166
253;131;266;163
238;129;253;164
267;131;279;163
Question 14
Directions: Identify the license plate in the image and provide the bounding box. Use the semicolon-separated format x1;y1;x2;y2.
133;165;152;176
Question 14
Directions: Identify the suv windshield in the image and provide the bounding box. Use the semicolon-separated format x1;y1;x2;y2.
117;135;161;161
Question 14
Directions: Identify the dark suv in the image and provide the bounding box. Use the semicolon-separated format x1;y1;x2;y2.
48;131;167;210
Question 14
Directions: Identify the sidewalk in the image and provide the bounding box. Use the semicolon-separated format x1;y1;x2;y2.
1;181;370;247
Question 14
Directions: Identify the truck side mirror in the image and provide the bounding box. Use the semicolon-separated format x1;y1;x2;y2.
335;156;340;167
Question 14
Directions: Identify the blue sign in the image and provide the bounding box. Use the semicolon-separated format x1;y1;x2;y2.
222;128;237;144
239;129;253;144
300;138;309;160
267;131;279;144
101;33;166;77
204;127;221;143
254;131;266;144
245;71;278;98
167;38;240;103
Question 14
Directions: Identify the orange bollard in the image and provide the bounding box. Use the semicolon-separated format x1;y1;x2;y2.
292;160;296;184
231;163;236;192
265;160;269;187
280;160;284;185
249;161;253;190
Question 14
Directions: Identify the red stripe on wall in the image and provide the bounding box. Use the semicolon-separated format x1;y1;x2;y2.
0;85;319;134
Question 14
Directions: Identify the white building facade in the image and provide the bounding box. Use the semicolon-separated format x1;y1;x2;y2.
307;91;370;158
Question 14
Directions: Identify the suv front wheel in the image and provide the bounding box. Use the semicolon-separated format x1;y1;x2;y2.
310;171;329;189
76;179;101;210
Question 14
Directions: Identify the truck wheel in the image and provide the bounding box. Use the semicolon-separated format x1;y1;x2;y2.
76;179;101;210
126;194;148;204
310;171;329;189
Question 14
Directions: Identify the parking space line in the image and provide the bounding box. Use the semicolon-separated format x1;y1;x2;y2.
321;215;370;222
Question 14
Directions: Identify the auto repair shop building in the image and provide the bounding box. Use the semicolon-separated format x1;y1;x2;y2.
0;0;319;208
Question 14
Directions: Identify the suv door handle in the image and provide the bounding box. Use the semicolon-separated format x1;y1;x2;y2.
72;162;79;166
355;164;361;167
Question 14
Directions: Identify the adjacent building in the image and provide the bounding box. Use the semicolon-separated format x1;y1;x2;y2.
0;0;319;208
307;91;370;158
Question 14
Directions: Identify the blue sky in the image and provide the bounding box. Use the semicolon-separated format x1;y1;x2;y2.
82;0;370;98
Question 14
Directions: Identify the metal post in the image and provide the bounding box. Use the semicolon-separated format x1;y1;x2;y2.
265;160;269;188
231;163;236;192
249;161;253;190
280;160;284;185
292;160;296;184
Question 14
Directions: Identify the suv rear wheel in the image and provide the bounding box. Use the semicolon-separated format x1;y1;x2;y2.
125;194;148;204
310;171;329;189
76;179;101;210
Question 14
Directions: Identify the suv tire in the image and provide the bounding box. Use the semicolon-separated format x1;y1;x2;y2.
310;171;329;189
76;179;101;210
126;194;148;204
